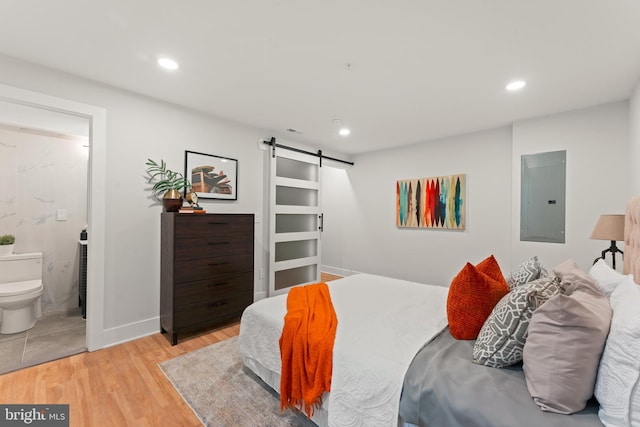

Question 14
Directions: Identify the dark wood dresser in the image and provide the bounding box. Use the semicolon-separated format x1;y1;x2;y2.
160;213;254;345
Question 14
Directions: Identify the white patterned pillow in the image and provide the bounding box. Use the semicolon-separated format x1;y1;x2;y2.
595;275;640;426
473;276;561;368
506;256;547;289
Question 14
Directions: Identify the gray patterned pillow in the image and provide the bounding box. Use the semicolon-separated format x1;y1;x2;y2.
473;276;561;368
506;256;547;289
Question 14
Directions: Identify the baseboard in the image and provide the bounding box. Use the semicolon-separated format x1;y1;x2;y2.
102;316;160;348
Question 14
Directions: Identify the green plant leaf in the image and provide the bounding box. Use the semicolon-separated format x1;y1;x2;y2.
145;158;191;199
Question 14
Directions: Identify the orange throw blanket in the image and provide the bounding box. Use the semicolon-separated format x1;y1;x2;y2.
279;282;338;417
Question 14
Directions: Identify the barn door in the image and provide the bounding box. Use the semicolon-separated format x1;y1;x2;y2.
268;145;322;296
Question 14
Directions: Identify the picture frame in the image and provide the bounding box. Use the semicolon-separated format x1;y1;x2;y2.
184;150;238;200
396;173;465;230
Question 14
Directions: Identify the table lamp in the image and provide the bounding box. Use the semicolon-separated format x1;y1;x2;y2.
590;214;625;269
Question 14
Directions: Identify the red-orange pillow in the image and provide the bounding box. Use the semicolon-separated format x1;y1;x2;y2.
447;256;509;340
476;255;508;286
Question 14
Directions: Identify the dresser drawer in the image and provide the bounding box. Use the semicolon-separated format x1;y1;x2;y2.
174;214;253;239
174;291;253;328
174;234;253;261
174;253;253;283
175;272;253;308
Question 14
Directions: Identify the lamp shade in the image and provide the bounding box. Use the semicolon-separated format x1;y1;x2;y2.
590;214;625;241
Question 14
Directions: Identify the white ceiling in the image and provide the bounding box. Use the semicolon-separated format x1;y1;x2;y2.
1;0;639;155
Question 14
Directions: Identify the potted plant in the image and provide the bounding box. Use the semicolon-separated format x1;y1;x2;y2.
145;159;191;212
0;234;15;256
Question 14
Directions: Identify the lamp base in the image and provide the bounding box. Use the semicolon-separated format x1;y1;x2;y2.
593;240;624;270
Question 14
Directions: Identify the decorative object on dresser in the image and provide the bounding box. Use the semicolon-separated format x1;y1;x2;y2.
590;214;625;269
145;158;192;212
184;190;200;208
160;213;254;345
180;192;205;213
185;150;238;200
178;207;206;214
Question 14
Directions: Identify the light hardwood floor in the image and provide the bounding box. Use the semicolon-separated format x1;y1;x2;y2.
0;273;341;427
0;322;240;427
320;272;343;282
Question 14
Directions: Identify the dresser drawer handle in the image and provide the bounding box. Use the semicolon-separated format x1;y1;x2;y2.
208;222;228;225
208;242;229;246
208;261;230;266
208;301;227;308
208;281;229;287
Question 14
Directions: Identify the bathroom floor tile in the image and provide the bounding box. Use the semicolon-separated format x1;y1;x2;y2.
28;309;85;338
23;324;86;365
0;339;26;375
0;309;86;375
0;330;27;345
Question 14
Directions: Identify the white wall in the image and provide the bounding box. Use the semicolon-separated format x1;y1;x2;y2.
511;102;629;272
322;127;513;287
322;102;631;284
0;54;270;345
630;81;640;197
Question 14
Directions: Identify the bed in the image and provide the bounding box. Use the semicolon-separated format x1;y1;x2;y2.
239;273;449;426
239;195;640;427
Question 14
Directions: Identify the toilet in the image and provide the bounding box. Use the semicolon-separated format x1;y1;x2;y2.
0;252;44;334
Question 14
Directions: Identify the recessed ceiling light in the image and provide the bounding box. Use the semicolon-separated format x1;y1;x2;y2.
158;57;179;70
339;128;351;136
506;80;526;91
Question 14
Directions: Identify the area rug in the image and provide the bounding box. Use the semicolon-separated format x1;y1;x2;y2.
159;336;316;427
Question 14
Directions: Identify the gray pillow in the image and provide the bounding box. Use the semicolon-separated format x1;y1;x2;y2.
506;256;547;289
473;276;561;368
523;272;612;414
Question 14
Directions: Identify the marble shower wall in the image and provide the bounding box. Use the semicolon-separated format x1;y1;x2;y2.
0;125;88;313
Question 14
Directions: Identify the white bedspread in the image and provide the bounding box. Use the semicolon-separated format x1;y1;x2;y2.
239;273;449;427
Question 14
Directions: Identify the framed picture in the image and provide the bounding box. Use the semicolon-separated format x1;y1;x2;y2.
184;150;238;200
396;173;465;230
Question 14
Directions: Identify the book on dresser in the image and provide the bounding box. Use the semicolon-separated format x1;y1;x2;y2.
178;207;206;214
160;212;254;345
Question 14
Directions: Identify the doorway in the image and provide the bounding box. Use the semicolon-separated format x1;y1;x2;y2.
0;83;106;355
0;109;89;373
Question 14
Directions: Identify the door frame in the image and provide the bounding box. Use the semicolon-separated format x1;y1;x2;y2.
0;83;106;351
